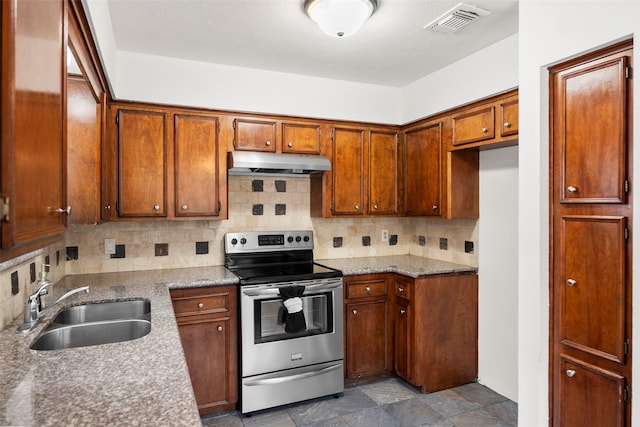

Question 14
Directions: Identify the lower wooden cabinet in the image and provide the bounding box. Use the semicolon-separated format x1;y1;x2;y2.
344;275;392;383
170;286;238;415
393;273;478;393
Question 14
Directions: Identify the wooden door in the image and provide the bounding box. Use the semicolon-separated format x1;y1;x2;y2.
174;114;220;217
1;0;66;248
332;127;365;216
117;109;167;217
345;300;389;381
233;118;276;152
368;130;399;215
404;123;442;216
282;122;321;154
550;41;632;427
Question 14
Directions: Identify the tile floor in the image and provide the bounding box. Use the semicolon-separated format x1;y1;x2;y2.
201;377;517;427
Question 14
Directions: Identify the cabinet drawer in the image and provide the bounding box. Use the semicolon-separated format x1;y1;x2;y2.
282;122;321;154
233;118;276;152
452;106;495;146
346;280;388;299
170;288;233;317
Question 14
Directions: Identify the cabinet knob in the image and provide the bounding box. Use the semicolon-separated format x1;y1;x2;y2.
365;286;371;292
55;206;71;215
400;309;406;315
198;303;204;309
181;204;188;210
355;205;360;210
504;122;511;128
567;186;577;193
217;325;223;332
566;369;576;378
398;287;404;294
104;205;111;210
482;127;488;133
153;205;160;211
373;204;378;210
288;142;293;147
432;205;438;211
567;278;576;287
266;140;271;146
352;309;357;315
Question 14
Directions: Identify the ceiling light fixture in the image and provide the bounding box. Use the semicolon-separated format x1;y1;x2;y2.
304;0;378;38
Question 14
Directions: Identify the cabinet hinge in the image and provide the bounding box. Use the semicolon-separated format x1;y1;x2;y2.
624;338;630;355
625;179;630;193
625;227;630;241
626;65;632;80
0;196;9;222
218;201;222;212
115;114;119;125
330;129;335;140
115;202;119;214
624;385;630;403
232;119;237;130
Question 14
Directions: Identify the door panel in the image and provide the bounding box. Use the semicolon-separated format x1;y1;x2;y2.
368;130;399;215
332;128;365;215
404;123;441;216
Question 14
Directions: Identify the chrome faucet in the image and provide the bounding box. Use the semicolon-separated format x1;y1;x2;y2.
18;284;90;332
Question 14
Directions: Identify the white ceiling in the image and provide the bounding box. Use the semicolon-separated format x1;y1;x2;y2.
104;0;519;88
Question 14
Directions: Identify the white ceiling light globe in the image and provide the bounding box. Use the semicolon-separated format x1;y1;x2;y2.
305;0;377;38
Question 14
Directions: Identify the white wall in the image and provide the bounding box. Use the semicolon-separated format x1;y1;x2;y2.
479;146;519;402
518;1;639;426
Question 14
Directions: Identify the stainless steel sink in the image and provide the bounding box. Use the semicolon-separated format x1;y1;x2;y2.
30;319;151;351
52;299;151;324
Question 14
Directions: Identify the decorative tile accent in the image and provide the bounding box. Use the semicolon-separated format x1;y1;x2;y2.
252;180;264;192
155;243;169;257
45;254;50;266
418;235;426;246
66;246;79;261
333;237;343;248
252;204;264;215
275;180;287;192
195;241;209;255
362;236;371;246
439;238;448;250
11;271;18;295
110;244;126;259
389;235;398;246
30;262;36;283
465;241;474;254
275;204;286;215
56;250;60;265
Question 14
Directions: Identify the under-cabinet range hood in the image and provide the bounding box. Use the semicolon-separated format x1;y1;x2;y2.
227;151;331;176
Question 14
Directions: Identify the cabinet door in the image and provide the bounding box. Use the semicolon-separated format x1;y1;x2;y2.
2;0;66;248
557;356;625;427
332;127;365;215
117;109;167;217
282;122;321;154
404;123;441;216
233;118;276;152
368;130;399;215
554;54;629;204
452;106;495;146
394;299;411;383
174;114;220;217
345;300;389;381
499;96;519;138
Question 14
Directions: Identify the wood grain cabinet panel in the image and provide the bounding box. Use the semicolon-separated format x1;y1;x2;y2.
499;96;519;138
282;122;321;154
368;130;400;215
233;118;276;152
174;114;220;217
332;127;366;216
171;286;238;416
404;122;442;216
1;0;66;252
117;109;167;217
452;106;495;146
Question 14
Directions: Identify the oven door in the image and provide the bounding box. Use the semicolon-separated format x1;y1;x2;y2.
240;277;343;377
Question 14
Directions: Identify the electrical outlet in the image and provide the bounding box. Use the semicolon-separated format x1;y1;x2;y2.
104;238;116;255
381;229;389;241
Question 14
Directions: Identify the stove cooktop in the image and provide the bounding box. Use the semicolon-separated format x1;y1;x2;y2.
230;261;342;285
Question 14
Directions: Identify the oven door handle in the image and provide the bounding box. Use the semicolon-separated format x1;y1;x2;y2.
243;363;343;386
242;281;342;297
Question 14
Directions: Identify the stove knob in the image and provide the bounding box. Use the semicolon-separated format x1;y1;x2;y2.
287;236;294;243
231;238;238;245
295;236;302;242
303;236;310;242
240;238;247;245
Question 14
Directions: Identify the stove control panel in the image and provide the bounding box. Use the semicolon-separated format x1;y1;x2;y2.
225;230;313;253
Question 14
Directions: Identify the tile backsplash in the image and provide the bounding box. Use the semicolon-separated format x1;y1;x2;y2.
0;175;478;329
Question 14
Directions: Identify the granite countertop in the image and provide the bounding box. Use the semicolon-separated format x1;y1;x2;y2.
0;266;238;427
318;255;477;278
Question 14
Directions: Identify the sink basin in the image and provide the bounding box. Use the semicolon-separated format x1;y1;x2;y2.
52;299;151;324
30;319;151;351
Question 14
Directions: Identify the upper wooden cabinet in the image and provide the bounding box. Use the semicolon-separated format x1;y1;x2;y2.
105;103;227;221
404;122;442;216
450;89;519;150
312;125;400;218
1;0;67;257
231;117;322;154
282;122;321;154
232;118;276;152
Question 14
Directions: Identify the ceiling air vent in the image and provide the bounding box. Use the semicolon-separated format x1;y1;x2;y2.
423;3;490;34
